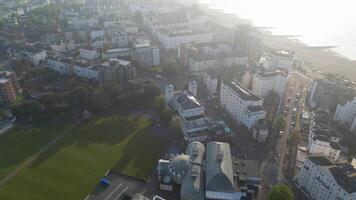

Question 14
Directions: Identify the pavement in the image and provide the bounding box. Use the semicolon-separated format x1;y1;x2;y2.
87;172;147;200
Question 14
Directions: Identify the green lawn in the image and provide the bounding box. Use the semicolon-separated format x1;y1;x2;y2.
0;115;168;200
0;122;71;180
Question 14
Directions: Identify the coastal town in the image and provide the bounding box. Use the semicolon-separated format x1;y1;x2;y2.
0;0;356;200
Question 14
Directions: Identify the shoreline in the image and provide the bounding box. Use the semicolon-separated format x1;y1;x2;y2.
186;1;356;81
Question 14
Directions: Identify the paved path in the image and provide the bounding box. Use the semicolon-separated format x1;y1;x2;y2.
0;120;81;188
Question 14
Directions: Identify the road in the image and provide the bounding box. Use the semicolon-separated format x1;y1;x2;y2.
273;72;311;183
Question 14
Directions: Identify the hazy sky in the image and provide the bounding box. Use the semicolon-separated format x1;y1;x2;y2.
199;0;356;59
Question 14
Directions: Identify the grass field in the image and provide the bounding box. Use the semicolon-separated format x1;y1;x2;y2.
0;115;168;200
0;122;71;180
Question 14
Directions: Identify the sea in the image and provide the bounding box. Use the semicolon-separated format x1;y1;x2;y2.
196;0;356;60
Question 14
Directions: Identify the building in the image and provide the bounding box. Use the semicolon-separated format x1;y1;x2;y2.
132;36;160;68
157;142;205;199
308;110;342;161
309;79;354;112
23;49;47;65
157;142;252;200
100;58;136;85
180;42;248;77
47;56;100;81
50;40;75;53
0;79;17;104
68;18;98;29
203;69;219;98
261;50;294;71
102;48;132;59
220;81;266;129
165;84;210;142
79;46;99;60
252;121;269;143
334;97;356;132
205;142;242;199
0;71;21;93
252;69;288;98
296;155;356;200
156;27;214;50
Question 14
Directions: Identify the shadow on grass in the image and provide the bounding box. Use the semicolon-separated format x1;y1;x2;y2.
0;123;69;176
29;113;167;178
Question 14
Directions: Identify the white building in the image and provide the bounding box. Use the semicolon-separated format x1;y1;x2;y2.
252;69;288;98
188;55;247;77
296;155;356;200
220;81;266;129
131;35;160;68
165;84;210;142
308;134;341;162
47;56;100;81
156;29;214;50
68;18;98;29
50;40;75;53
79;47;99;60
203;70;218;98
308;111;342;162
188;81;197;97
24;49;47;65
334;97;356;132
262;50;294;72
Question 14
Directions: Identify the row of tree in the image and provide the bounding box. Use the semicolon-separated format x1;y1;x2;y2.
12;70;161;123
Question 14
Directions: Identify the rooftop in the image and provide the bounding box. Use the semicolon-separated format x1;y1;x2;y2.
174;91;203;111
256;69;287;79
206;142;235;193
309;155;334;166
225;81;261;101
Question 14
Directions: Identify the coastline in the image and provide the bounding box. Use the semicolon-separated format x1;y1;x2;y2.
193;3;356;81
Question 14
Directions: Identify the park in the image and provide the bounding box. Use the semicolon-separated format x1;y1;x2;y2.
0;114;168;200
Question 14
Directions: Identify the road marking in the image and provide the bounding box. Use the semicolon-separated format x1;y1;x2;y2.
104;184;122;200
114;186;128;200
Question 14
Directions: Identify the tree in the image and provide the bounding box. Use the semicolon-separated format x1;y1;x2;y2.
89;90;112;113
154;95;165;112
268;184;293;200
161;108;173;124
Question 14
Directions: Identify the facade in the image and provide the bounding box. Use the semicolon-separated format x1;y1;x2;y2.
296;155;356;200
261;50;294;71
79;47;99;60
24;49;47;65
102;48;131;59
180;42;248;77
156;28;214;50
220;81;266;129
0;71;21;93
252;69;288;98
334;97;356;132
309;79;354;112
68;18;98;29
50;40;75;53
203;69;219;98
100;58;136;85
308;110;342;161
165;84;209;142
47;56;100;81
0;79;17;104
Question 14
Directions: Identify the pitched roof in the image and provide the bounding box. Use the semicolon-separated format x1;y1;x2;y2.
206;142;235;193
174;91;203;110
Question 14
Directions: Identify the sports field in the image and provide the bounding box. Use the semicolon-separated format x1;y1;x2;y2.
0;115;167;200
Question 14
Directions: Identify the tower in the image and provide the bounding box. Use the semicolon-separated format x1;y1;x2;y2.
188;81;197;97
165;84;174;105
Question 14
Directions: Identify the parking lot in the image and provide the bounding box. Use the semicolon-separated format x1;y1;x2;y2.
87;172;148;200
